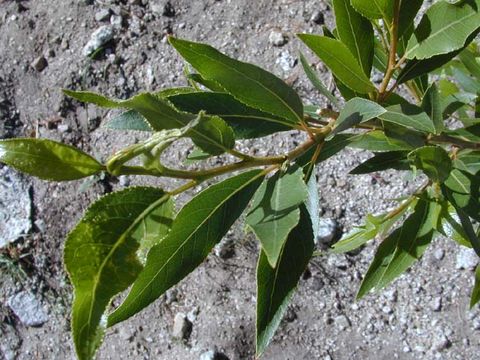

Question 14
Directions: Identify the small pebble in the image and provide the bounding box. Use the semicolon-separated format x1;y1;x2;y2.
433;248;445;261
431;297;442;312
172;312;192;340
30;56;47;72
83;25;114;57
269;30;287;47
335;315;350;330
310;10;324;25
95;9;111;22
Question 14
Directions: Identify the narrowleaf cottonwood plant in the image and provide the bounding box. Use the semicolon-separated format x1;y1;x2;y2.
1;0;480;359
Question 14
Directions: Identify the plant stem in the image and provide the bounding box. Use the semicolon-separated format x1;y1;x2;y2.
378;0;401;101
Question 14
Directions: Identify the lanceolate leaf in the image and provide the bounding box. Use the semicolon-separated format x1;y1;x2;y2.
444;168;480;222
256;205;314;357
166;91;291;138
298;34;376;94
108;170;265;326
64;90;196;131
0;138;103;181
444;124;480;144
333;0;374;76
64;187;173;360
299;52;340;107
350;0;393;22
169;37;303;124
421;83;444;134
397;29;480;84
408;146;453;183
357;198;436;298
378;103;436;133
442;182;480;254
459;48;480;81
471;265;480;308
104;110;153;132
246;166;308;268
329;98;386;138
349;130;416;151
405;0;480;60
350;151;410;174
332;214;383;253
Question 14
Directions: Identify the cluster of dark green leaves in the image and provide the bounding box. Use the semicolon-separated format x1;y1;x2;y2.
0;1;479;359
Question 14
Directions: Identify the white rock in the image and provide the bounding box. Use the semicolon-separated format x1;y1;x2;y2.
269;30;287;46
316;218;337;245
199;350;216;360
7;291;48;327
275;51;295;72
172;312;192;340
0;168;32;247
83;26;114;57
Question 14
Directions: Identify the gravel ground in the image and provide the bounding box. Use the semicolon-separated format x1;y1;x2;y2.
0;1;479;359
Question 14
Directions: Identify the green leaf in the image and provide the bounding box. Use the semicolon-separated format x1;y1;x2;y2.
333;198;416;253
456;149;480;175
349;130;417;151
373;39;389;74
333;0;374;75
397;29;480;84
166;91;291;139
421;83;444;134
398;0;424;38
169;37;303;124
357;198;436;298
405;0;480;60
0;138;103;181
408;146;453;183
441;208;474;248
184;147;211;164
459;48;480;80
256;205;314;357
332;214;382;253
444;169;480;222
471;265;480;308
104;110;153;132
297;34;376;94
350;0;393;21
329;98;386;138
108;170;264;326
350;151;410;174
64;187;173;360
444;124;480;144
299;52;340;107
186;73;226;92
442;180;480;254
378;103;436;133
64;90;196;131
188;114;235;155
246;166;308;267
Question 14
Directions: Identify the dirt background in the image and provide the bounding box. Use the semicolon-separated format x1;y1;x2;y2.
0;0;479;359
